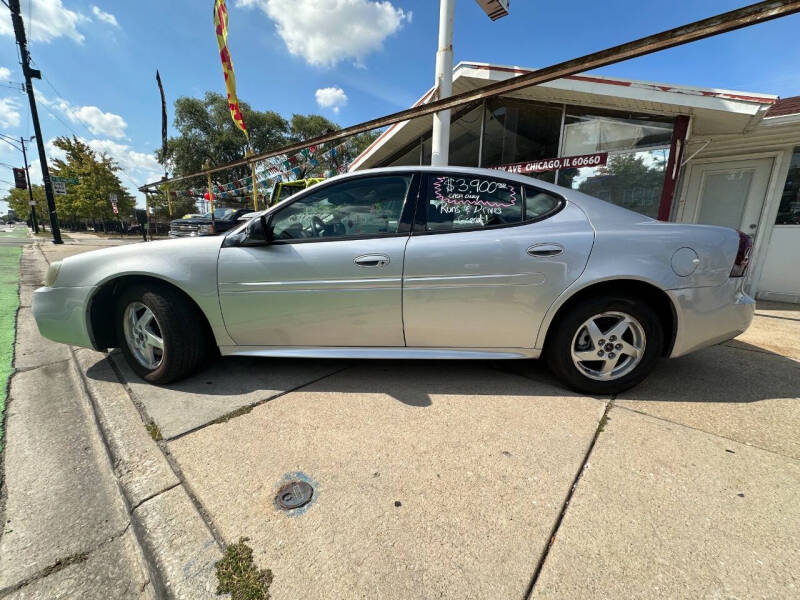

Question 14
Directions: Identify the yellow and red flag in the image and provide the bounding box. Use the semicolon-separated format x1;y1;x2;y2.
213;0;248;138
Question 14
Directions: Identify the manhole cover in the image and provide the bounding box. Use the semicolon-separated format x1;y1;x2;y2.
276;481;314;510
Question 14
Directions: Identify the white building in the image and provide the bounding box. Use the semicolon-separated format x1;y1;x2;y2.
351;62;800;303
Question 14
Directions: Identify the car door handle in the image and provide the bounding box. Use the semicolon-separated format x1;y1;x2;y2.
527;243;564;257
354;254;390;268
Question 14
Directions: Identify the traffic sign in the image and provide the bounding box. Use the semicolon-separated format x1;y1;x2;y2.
51;176;79;185
53;181;67;195
28;200;36;206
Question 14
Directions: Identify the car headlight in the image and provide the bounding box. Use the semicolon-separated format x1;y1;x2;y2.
44;261;62;287
197;224;212;234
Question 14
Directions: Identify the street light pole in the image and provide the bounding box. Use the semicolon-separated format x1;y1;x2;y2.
431;0;455;167
7;0;62;243
20;136;38;234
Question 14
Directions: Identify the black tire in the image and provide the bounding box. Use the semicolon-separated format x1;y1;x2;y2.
545;295;664;395
115;284;207;384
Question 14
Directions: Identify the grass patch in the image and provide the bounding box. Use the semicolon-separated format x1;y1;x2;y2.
216;537;273;600
0;246;22;452
210;404;254;426
145;421;163;441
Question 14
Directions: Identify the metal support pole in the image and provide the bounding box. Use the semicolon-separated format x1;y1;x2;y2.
8;0;62;243
247;148;258;211
20;137;38;234
250;162;259;211
477;100;486;167
431;0;455;167
205;161;216;233
139;1;800;192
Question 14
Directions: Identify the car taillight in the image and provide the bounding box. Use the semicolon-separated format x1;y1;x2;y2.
730;230;752;278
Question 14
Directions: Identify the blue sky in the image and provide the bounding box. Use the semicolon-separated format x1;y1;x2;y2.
1;0;800;215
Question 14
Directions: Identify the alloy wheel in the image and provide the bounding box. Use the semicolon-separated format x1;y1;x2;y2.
570;311;646;381
123;301;164;370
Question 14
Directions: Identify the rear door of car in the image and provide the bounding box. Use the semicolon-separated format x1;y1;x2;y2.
402;172;594;349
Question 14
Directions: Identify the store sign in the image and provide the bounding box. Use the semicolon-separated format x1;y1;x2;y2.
493;152;608;175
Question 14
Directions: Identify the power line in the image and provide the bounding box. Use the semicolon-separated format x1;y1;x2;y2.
35;73;146;194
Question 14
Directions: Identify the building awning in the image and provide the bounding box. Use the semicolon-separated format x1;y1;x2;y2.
351;62;777;171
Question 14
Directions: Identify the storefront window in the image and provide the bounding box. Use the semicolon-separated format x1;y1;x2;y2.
481;98;562;183
775;147;800;225
558;108;673;218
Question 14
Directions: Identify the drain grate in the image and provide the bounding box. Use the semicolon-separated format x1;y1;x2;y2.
275;481;314;510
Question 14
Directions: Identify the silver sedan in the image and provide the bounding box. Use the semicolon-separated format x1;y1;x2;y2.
32;166;755;394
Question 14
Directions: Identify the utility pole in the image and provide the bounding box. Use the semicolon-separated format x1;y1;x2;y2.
431;1;510;167
8;0;62;243
431;0;455;167
20;136;38;234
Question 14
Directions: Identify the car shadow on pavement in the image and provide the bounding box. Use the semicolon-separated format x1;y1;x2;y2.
619;341;800;404
84;352;588;409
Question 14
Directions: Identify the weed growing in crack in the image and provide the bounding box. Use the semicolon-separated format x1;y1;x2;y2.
216;537;273;600
145;421;162;442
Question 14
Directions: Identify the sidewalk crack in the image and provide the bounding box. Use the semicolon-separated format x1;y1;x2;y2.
0;522;131;597
524;397;614;599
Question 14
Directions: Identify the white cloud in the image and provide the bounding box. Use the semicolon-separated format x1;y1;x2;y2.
91;5;119;28
0;67;11;80
0;0;90;44
85;138;161;177
315;87;347;113
68;105;127;138
0;97;22;128
236;0;410;67
37;93;128;139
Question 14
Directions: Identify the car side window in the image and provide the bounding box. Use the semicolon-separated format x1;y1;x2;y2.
426;174;523;231
271;175;412;241
524;186;562;220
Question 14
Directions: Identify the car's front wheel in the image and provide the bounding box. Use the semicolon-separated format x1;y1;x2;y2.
546;295;664;394
116;284;206;384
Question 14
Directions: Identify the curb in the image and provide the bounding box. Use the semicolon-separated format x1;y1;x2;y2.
32;243;224;599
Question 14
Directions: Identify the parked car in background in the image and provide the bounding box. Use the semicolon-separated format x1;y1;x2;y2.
168;207;251;238
32;166;754;394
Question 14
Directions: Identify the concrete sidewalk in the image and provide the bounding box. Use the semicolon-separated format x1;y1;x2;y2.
4;239;799;599
0;245;154;598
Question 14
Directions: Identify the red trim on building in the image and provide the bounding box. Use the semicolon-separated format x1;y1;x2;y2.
461;64;776;105
657;115;690;222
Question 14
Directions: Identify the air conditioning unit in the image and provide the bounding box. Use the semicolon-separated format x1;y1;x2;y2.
475;0;509;20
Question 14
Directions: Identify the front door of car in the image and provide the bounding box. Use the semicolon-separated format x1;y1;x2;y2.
402;173;594;349
217;173;417;347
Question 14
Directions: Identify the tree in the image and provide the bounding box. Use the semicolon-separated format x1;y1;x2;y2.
158;92;381;187
3;184;45;222
160;92;289;184
49;136;136;229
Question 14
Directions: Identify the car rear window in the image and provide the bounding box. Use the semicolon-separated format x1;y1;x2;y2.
427;174;523;231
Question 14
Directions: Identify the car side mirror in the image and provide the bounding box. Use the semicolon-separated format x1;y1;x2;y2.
242;214;272;246
261;214;274;244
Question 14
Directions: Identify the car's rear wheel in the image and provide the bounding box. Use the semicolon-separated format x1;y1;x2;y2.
116;284;206;384
546;295;663;394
